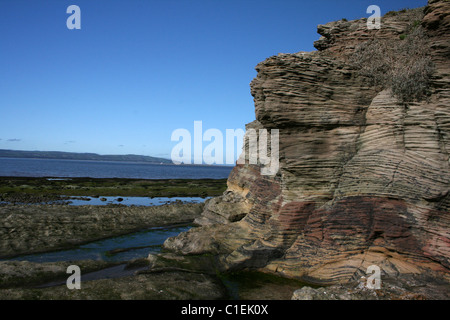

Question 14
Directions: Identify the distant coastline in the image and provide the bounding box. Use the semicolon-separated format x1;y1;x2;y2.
0;149;173;164
0;149;235;169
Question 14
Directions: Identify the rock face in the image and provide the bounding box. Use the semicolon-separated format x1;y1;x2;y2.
164;0;450;287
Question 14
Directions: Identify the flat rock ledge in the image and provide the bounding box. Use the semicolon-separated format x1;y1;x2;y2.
0;202;204;258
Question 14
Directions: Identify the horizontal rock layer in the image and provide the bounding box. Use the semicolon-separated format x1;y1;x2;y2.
164;0;450;287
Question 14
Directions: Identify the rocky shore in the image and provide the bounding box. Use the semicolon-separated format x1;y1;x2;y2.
0;199;312;300
0;202;204;259
0;178;227;300
0;179;305;300
0;259;227;300
1;1;449;301
0;176;228;202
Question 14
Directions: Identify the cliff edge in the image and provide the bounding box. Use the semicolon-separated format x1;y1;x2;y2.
162;0;450;294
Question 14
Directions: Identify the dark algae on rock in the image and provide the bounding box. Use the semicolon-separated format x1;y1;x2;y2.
0;176;227;202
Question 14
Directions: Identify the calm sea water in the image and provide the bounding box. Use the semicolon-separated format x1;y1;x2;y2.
0;157;233;179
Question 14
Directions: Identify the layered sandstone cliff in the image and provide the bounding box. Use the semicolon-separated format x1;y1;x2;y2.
163;0;450;287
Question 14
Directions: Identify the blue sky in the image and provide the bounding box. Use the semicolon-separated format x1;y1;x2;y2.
0;0;427;160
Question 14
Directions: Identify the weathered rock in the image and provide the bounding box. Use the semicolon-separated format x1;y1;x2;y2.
0;271;227;300
313;7;425;56
291;273;450;300
0;202;204;258
163;0;450;297
0;260;118;289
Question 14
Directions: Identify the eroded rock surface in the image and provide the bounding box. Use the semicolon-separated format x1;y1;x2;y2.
162;0;450;295
0;270;226;300
0;202;203;258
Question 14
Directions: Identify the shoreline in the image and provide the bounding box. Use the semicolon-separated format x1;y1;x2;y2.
0;177;235;299
0;177;314;300
0;176;228;204
0;155;235;168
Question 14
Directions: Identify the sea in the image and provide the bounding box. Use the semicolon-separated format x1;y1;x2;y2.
0;157;233;179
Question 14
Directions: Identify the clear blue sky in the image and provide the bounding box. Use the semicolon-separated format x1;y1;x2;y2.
0;0;427;160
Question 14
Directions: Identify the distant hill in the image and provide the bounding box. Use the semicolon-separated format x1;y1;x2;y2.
0;149;173;164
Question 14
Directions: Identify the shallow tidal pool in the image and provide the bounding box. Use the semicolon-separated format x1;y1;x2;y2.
7;225;191;263
64;196;209;206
